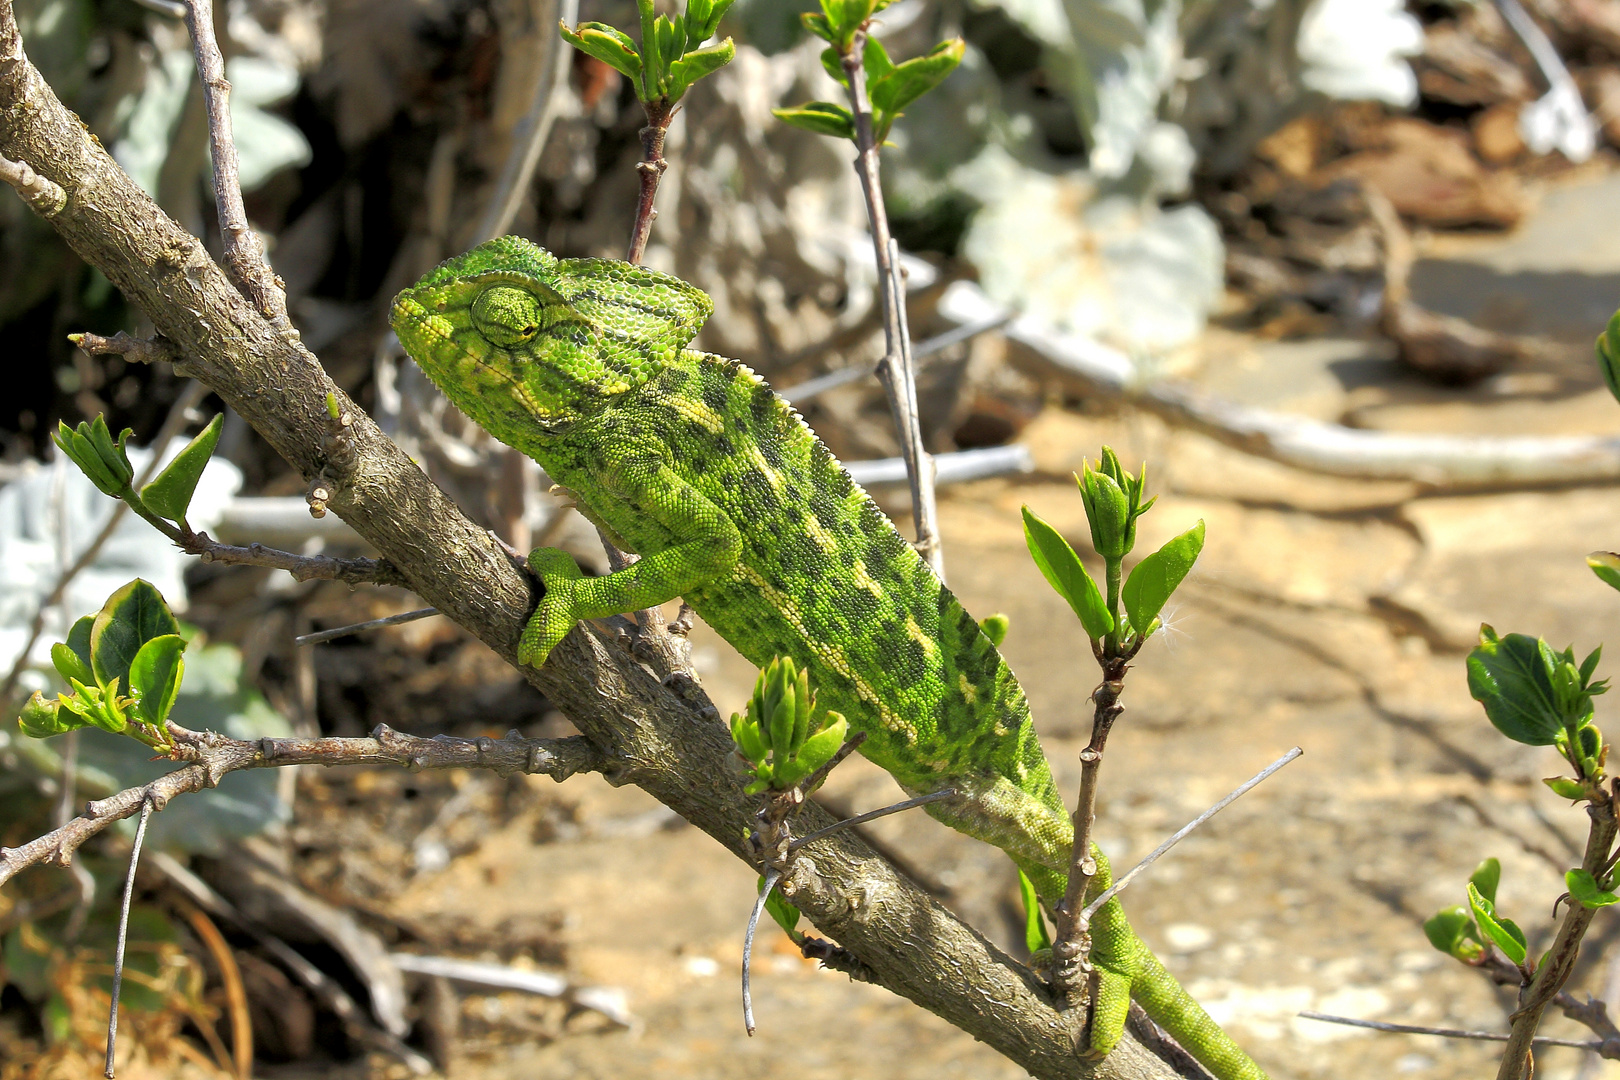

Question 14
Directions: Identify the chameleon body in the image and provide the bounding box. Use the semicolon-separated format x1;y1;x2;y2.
391;236;1266;1080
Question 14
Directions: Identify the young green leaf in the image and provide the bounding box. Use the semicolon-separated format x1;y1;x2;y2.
802;12;835;43
772;102;856;140
90;579;182;691
1545;776;1588;799
18;691;75;738
1018;869;1052;954
1422;905;1482;962
1597;308;1620;406
50;642;95;688
978;613;1010;648
55;422;122;495
86;416;135;487
1022;507;1112;639
667;38;736;100
795;714;848;777
1469;857;1501;905
759;876;803;939
1467;626;1565;746
1122;520;1205;636
820;47;849;87
129;634;186;728
560;21;645;81
65;615;94;673
139;413;223;527
1591;552;1620;593
1567;869;1620;908
1467;881;1528;966
868;38;963;118
862;34;895;81
83;676;129;734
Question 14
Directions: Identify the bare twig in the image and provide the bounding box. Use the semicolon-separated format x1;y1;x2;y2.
0;379;208;710
475;0;579;242
742;866;781;1036
626;98;674;265
187;536;406;586
104;795;154;1079
1081;748;1301;921
789;788;956;852
1498;793;1620;1080
0;725;604;888
845;445;1032;488
839;31;943;580
181;0;290;328
70;330;180;367
296;606;441;645
1048;656;1128;1004
0;150;63;214
777;312;1013;404
1299;1011;1600;1049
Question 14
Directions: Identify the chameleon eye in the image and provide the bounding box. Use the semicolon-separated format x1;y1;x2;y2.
470;286;543;347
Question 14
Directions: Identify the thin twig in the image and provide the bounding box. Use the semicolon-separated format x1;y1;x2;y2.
788;788;956;852
1048;658;1127;1003
0;150;63;215
296;606;441;645
777;313;1013;404
625;97;674;265
839;33;943;580
389;952;633;1027
1299;1012;1599;1049
742;867;781;1036
475;0;579;242
70;331;181;367
181;0;290;328
0;725;605;888
187;536;405;586
104;795;154;1079
0;380;207;709
1081;748;1302;921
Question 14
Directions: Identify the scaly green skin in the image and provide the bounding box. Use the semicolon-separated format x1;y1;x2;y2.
391;236;1267;1080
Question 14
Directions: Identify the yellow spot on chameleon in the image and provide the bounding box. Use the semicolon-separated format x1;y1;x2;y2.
958;672;978;705
669;396;726;433
804;514;839;554
850;559;884;597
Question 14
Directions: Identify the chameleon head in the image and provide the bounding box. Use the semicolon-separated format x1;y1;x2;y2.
389;237;637;443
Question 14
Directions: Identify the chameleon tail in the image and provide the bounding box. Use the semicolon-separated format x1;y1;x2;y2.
1133;949;1270;1080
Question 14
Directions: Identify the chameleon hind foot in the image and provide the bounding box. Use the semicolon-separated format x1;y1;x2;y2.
519;547;587;667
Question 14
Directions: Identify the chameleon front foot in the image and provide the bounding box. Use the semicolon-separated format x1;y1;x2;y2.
519;547;588;667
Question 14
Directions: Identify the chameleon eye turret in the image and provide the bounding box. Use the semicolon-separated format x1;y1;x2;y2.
471;285;542;346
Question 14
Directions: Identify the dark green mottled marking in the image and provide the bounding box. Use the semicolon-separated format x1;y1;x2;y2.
390;236;1268;1080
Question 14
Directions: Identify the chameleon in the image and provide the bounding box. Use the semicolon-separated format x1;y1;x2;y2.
391;235;1267;1080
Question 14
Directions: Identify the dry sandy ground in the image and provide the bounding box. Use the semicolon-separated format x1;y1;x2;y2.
353;174;1620;1080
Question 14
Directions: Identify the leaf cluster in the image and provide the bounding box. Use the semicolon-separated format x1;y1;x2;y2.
1021;447;1203;650
560;0;736;107
1468;625;1608;785
17;580;187;750
729;656;848;794
773;3;963;145
1424;858;1524;965
55;412;223;532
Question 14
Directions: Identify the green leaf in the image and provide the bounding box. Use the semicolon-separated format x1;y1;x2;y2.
129;634;185;728
50;642;94;687
1467;881;1528;966
1467;626;1565;746
1018;870;1051;954
1022;507;1112;639
139;413;223;526
1469;857;1501;905
65;615;94;672
802;12;834;43
1582;645;1604;687
560;21;644;82
795;714;847;777
86;416;135;487
1568;869;1620;908
759;875;803;939
667;38;735;100
869;38;963;117
772;102;856;140
978;613;1009;648
731;712;768;765
90;579;181;691
862;34;894;81
85;676;128;734
1545;776;1588;799
1122;520;1206;636
18;691;76;738
688;0;733;47
820;46;848;87
55;422;121;495
1422;905;1481;962
1079;463;1131;559
1597;308;1620;406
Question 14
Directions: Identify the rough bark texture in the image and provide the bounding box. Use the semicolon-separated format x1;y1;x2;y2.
0;9;1178;1076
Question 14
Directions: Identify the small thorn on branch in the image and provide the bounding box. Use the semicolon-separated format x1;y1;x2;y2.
0;152;65;216
69;331;178;366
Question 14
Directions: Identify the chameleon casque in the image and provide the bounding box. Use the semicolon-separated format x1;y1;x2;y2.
391;236;1266;1080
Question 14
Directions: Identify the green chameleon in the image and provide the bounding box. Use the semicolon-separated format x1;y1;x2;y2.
391;236;1266;1080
